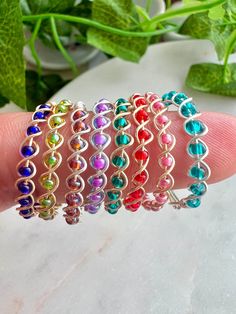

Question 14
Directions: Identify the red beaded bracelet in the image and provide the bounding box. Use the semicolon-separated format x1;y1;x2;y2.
123;93;154;212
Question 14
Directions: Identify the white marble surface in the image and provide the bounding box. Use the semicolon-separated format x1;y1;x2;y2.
1;40;236;314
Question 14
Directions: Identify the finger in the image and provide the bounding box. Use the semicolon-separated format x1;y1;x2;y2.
0;111;235;212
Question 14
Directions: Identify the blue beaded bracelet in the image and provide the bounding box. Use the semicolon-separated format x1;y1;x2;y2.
15;103;54;219
161;91;211;209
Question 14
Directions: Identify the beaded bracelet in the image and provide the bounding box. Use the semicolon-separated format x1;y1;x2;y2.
104;98;134;214
37;100;73;220
123;93;154;212
162;91;210;208
84;99;114;214
15;103;54;219
63;102;90;225
142;92;176;211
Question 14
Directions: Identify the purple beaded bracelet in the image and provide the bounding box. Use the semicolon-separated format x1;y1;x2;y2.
84;99;114;214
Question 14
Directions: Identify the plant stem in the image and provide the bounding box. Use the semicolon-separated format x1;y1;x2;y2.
141;0;226;28
166;0;172;10
49;16;78;75
223;29;236;82
146;0;153;15
28;19;42;76
23;14;178;37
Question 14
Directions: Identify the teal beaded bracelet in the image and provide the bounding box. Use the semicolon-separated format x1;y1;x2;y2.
104;98;134;214
162;91;211;209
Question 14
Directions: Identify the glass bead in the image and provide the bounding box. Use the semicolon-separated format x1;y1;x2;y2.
188;142;206;156
180;102;198;117
47;133;60;145
33;111;45;120
112;155;126;168
186;197;201;208
185;120;205;135
111;176;124;188
189;166;206;180
173;93;188;104
107;191;120;200
18;166;33;177
116;134;130;146
41;178;54;190
27;125;40;135
115;105;128;114
18;181;33;194
114;117;128;130
162;91;176;101
189;182;206;196
21;146;35;157
116;98;127;105
45;155;57;167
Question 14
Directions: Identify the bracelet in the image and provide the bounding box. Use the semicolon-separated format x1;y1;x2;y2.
104;98;134;214
84;99;114;214
142;92;176;211
63;102;90;225
162;91;210;208
37;100;72;220
123;93;154;212
15;103;54;219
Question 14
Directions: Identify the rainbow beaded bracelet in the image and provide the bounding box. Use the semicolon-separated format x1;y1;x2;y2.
15;103;54;219
162;91;210;209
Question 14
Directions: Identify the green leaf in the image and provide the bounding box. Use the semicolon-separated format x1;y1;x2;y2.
0;94;9;107
26;70;69;111
70;0;93;36
185;63;236;96
20;0;76;14
179;12;234;60
208;4;225;20
87;0;149;62
0;0;26;108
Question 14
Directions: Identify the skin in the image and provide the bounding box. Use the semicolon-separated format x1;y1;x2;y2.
1;111;236;212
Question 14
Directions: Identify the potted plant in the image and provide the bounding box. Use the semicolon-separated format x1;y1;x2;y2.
0;0;235;112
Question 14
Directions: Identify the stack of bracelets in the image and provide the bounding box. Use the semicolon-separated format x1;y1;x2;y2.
15;91;210;225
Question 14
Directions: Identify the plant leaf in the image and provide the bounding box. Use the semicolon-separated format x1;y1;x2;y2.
26;70;69;111
185;63;236;96
0;0;26;108
179;12;233;60
20;0;76;14
208;4;225;20
70;0;93;36
87;0;149;62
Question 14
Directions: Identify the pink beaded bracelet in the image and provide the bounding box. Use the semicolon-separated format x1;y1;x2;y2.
142;92;176;211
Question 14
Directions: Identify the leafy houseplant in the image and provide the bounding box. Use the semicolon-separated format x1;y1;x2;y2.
0;0;235;111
